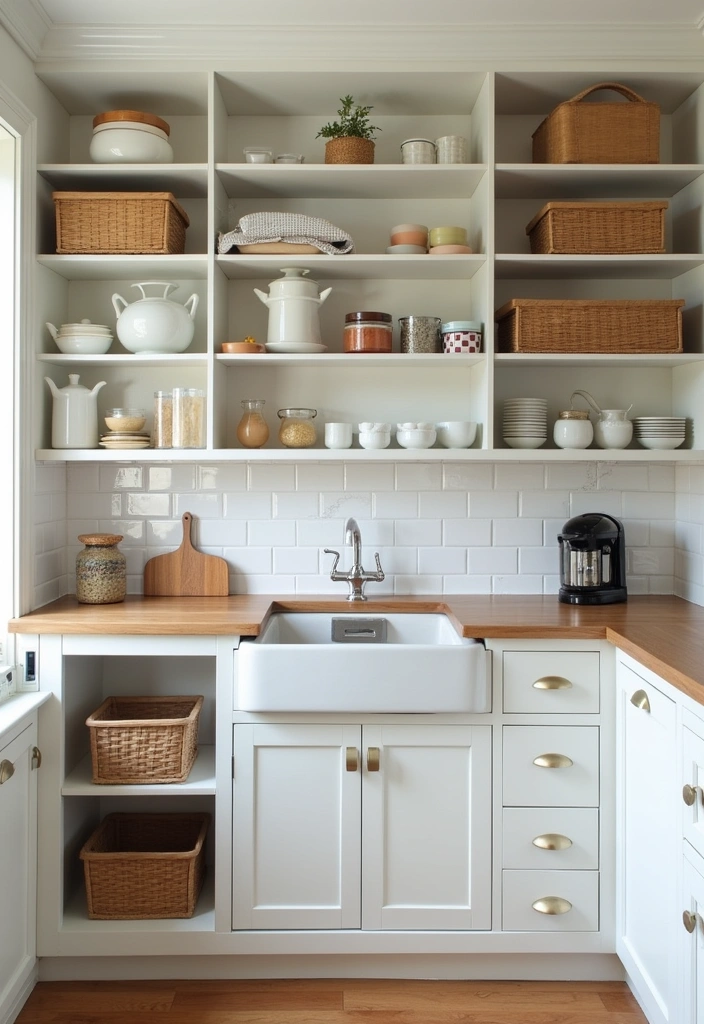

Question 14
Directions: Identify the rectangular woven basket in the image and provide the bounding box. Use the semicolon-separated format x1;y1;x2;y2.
79;812;210;920
526;201;668;255
532;82;660;164
86;695;203;784
495;298;684;354
53;191;189;254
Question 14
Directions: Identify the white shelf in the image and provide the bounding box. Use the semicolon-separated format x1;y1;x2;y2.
215;352;485;368
495;164;704;199
38;163;209;198
216;163;487;200
216;253;486;281
62;746;216;796
37;254;208;281
61;874;215;936
495;255;704;280
37;353;208;368
495;353;704;367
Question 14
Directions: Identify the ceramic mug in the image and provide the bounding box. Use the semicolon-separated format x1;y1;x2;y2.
325;422;353;449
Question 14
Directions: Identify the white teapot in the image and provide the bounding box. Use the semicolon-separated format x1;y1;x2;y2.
254;268;332;347
45;374;106;449
112;281;199;354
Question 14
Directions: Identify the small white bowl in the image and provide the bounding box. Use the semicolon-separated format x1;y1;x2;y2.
359;431;391;449
90;123;173;164
504;436;546;449
54;334;113;355
435;421;477;448
244;147;273;163
637;436;685;450
396;424;437;449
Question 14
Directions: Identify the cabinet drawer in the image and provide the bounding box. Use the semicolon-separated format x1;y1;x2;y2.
503;651;600;714
502;870;599;931
502;807;599;869
503;726;600;807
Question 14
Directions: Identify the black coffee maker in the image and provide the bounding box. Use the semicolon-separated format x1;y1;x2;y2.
558;513;627;605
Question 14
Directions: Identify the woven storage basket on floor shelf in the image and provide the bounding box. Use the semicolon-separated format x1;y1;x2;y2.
526;201;668;255
79;812;210;920
52;191;189;254
495;298;684;354
86;695;203;784
531;82;660;164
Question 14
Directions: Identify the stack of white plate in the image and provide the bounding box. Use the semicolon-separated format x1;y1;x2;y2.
503;398;547;449
633;417;686;450
100;431;151;450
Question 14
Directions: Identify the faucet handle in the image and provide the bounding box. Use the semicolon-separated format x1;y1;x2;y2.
372;552;385;580
324;548;341;573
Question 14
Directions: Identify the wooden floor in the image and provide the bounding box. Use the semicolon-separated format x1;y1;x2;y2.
15;978;648;1024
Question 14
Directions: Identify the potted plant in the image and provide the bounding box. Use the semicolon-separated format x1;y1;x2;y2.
316;95;381;165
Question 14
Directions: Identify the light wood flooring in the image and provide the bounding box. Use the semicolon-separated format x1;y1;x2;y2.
15;978;648;1023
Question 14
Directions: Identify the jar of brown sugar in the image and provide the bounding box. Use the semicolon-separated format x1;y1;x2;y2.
343;311;393;353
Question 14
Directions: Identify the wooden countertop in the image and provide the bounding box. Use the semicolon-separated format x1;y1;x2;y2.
10;593;704;704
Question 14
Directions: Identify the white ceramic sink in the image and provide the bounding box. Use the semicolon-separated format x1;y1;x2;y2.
235;612;490;712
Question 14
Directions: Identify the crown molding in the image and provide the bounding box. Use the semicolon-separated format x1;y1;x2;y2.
0;0;49;60
17;21;704;66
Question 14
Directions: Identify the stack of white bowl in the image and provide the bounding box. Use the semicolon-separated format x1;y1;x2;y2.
503;398;547;449
46;319;113;355
633;416;686;450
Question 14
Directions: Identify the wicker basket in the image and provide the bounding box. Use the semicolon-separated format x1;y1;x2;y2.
86;695;203;784
532;82;660;164
526;201;668;255
80;812;210;919
53;191;189;254
324;137;375;164
495;298;684;354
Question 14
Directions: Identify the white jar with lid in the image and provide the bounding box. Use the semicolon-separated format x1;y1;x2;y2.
400;138;436;164
553;410;594;450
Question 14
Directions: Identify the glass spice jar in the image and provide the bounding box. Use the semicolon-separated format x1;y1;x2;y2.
277;408;318;448
343;311;393;353
237;399;269;448
76;534;126;604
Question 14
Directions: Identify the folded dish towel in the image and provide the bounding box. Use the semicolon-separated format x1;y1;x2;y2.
218;211;355;256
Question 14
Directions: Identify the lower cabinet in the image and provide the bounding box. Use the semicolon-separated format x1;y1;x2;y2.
231;722;492;931
682;844;704;1024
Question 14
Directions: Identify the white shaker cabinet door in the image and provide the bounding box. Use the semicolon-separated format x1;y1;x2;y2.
616;658;678;1024
682;845;704;1024
232;724;362;930
683;714;704;863
361;725;492;931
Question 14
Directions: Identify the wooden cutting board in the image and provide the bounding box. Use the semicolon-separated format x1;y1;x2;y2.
143;512;229;596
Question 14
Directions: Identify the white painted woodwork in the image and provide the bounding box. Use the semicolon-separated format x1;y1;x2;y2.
681;843;704;1024
502;869;599;931
502;651;600;715
231;724;362;930
0;718;38;1024
502;726;600;807
616;657;678;1024
361;725;492;931
502;807;599;870
682;712;704;864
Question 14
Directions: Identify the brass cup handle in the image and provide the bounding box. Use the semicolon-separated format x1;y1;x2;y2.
630;689;651;713
532;675;573;690
533;753;573;769
0;759;15;784
345;747;358;772
367;747;380;772
31;746;41;770
683;784;700;807
532;833;573;851
532;896;572;915
683;910;698;934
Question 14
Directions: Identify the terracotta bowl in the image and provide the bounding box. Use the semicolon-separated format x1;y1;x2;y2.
221;341;266;354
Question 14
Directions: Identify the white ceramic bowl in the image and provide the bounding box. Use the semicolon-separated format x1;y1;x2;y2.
53;333;113;355
435;421;477;448
504;436;546;449
396;424;437;449
386;244;427;254
637;436;685;450
359;431;391;449
90;122;173;163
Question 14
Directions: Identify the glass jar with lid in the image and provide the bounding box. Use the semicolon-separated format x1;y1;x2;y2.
172;387;206;448
76;534;126;604
277;408;318;448
344;311;393;353
236;399;269;448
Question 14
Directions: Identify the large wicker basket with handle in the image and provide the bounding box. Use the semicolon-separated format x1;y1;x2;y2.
532;82;660;164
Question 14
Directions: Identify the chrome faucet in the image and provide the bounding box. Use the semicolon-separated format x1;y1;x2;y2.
324;517;385;601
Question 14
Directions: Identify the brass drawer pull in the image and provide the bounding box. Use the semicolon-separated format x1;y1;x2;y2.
532;896;572;915
630;689;651;713
31;746;42;770
683;784;700;807
683;910;698;933
532;833;573;851
0;759;15;784
345;747;358;772
367;747;380;772
532;675;573;690
533;753;573;769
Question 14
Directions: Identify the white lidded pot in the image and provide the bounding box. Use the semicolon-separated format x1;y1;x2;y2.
45;374;106;449
254;268;332;346
112;281;199;354
90;109;174;164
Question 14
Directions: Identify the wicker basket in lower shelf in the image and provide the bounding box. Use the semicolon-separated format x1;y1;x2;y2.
525;201;668;255
80;812;210;920
495;298;685;354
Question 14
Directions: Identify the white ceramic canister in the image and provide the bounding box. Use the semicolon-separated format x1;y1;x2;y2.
90;109;173;164
254;268;332;347
435;135;469;163
325;422;353;449
45;374;106;449
400;138;436;164
553;410;594;450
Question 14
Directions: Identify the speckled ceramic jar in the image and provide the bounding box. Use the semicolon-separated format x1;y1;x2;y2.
76;534;126;604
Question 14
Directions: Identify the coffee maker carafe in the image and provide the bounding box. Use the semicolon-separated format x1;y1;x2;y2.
558;513;627;605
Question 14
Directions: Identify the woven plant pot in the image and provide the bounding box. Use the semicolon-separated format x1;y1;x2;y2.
324;137;375;165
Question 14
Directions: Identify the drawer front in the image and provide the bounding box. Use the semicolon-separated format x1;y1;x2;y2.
502;807;599;869
502;869;599;931
503;651;600;714
503;726;600;807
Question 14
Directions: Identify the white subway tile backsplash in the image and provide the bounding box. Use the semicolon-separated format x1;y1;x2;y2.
468;547;518;575
224;492;272;519
373;491;418;518
297;519;347;547
629;547;674;575
100;520;144;542
621;519;650;546
493;574;544;594
470;490;518;518
147;465;195;492
494;517;542;547
232;574;296;595
623;491;675;520
197;520;247;547
225;546;273;574
101;466;144;491
345;463;395;491
66;463;98;492
198;465;247;491
395;519;442;547
249;464;296;491
394;574;443;594
248;520;297;546
494;464;545;490
419;491;468;519
320;492;372;520
648;465;676;492
546;463;596;491
418;547;467;574
297;464;344;491
522;491;569;518
147;520;186;545
66;491;120;520
173;492;222;518
690;466;704;493
273;547;320;575
519;547;558;575
396;463;442;491
376;546;418;575
442;575;492;594
597;464;649;490
570;491;621;517
648;521;675;547
444;518;492;546
273;492;318;519
127;493;171;517
443;464;493;491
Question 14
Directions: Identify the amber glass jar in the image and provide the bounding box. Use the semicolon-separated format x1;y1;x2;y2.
343;311;393;353
237;399;269;448
76;534;126;604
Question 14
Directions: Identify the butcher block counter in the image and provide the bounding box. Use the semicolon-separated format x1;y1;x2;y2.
9;593;704;705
